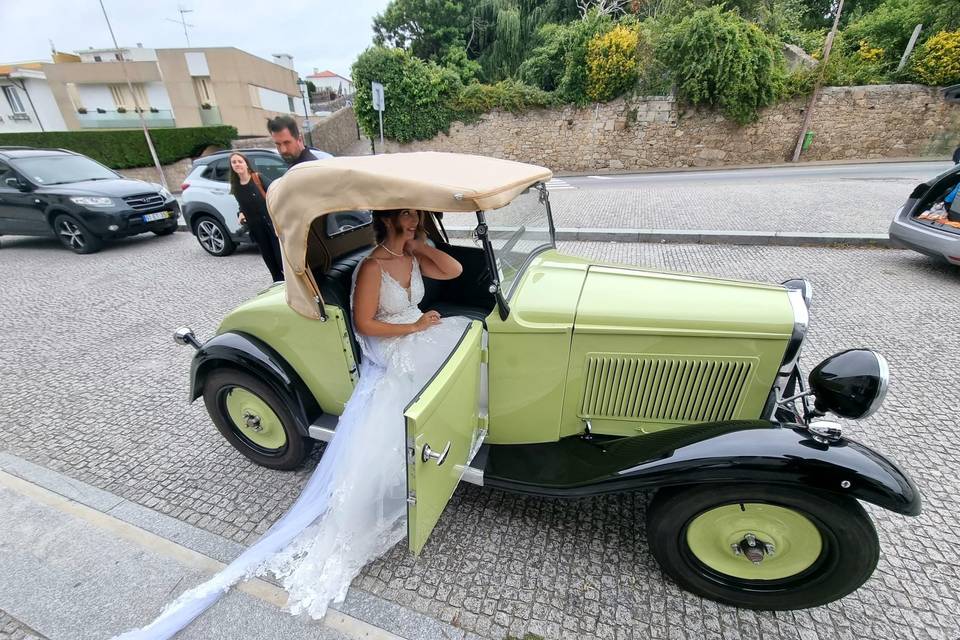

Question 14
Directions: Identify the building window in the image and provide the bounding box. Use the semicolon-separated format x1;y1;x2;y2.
193;77;216;106
109;84;150;110
2;85;26;114
288;96;296;113
93;55;102;62
66;83;84;111
248;84;261;108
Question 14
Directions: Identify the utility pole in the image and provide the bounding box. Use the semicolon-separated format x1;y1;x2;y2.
99;0;168;190
166;6;194;47
791;0;845;162
898;24;923;72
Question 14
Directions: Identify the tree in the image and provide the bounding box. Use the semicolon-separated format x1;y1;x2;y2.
306;80;317;97
372;0;471;61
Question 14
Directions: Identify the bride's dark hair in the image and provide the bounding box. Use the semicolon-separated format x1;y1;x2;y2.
372;209;424;244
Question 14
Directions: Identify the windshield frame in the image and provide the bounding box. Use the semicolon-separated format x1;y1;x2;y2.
11;154;120;187
474;181;557;317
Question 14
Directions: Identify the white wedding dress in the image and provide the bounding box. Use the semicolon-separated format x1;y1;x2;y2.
114;256;471;639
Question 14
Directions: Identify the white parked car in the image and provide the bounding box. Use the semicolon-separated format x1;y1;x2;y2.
181;147;332;256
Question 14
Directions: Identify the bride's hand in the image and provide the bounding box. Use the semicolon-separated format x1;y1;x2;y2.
413;310;441;332
405;232;428;255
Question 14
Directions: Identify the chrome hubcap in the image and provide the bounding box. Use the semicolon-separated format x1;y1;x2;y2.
59;220;85;249
731;532;777;565
243;410;263;432
197;220;224;253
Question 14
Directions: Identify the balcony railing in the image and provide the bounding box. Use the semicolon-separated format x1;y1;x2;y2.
199;105;222;126
76;109;175;129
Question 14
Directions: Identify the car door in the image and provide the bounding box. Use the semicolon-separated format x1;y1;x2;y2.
404;321;486;555
204;158;242;233
0;163;46;235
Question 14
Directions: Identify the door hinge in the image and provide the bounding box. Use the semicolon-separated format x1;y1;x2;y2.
407;491;417;505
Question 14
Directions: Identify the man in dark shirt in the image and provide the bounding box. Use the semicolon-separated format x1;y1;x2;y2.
267;115;314;167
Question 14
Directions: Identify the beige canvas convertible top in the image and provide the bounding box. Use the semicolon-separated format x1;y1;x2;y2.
266;152;553;319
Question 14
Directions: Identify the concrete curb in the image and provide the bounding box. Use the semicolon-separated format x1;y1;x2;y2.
553;157;953;178
0;453;480;640
445;226;892;247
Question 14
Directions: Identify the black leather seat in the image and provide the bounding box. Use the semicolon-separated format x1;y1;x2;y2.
317;244;495;363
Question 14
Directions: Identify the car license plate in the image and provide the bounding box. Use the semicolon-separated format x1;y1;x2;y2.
142;211;170;223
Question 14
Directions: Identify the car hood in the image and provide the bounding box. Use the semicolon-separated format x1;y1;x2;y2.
37;178;161;197
574;259;796;339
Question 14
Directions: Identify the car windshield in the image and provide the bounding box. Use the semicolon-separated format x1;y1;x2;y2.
484;184;554;296
13;155;118;185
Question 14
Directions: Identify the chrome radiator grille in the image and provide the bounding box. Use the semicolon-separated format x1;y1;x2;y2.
123;193;165;211
580;354;755;424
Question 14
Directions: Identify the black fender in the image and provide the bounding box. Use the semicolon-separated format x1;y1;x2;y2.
483;420;921;516
190;331;320;437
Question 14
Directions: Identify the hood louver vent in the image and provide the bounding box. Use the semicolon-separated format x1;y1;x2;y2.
580;354;755;424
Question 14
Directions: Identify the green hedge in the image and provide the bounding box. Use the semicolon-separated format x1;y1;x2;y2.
0;125;238;169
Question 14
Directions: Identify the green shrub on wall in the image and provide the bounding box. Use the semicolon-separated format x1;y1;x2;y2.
0;126;237;169
911;30;960;86
352;46;462;143
453;79;555;115
659;7;784;125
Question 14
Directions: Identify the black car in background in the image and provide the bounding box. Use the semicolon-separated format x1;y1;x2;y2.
0;147;179;254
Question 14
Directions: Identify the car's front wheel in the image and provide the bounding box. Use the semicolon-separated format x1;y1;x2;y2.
646;484;879;610
202;368;311;470
194;215;236;256
53;214;103;254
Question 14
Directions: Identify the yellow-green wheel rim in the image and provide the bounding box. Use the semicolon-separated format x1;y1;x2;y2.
224;387;288;451
685;503;822;580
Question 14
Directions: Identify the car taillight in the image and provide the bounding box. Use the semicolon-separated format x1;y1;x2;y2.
181;182;190;191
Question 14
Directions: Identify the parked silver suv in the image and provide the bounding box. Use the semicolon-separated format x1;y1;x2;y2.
181;147;331;256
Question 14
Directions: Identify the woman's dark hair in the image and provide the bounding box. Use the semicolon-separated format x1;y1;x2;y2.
228;152;256;196
373;209;424;244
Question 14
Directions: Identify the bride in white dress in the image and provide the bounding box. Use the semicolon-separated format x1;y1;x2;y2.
115;209;471;639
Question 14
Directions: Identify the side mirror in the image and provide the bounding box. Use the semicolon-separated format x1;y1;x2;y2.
4;176;30;192
4;177;20;189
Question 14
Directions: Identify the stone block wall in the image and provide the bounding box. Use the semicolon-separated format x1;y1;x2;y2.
386;85;960;172
117;158;193;190
232;108;360;156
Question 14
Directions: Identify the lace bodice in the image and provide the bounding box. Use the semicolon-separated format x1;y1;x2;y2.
374;256;424;324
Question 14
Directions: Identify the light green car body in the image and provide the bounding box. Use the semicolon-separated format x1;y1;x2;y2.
217;249;795;446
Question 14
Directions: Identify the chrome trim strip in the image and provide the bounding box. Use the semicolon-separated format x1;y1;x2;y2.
767;288;810;420
307;414;338;442
861;351;890;418
459;466;484;486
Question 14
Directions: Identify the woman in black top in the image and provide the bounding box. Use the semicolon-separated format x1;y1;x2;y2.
229;153;284;282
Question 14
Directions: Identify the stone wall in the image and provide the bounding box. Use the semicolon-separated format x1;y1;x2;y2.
386;85;960;172
117;157;193;190
234;107;360;156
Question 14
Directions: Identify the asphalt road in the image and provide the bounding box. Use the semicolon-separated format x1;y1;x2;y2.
0;231;957;640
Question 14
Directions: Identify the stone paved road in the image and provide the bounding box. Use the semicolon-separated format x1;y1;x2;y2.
0;611;45;640
442;161;955;235
1;232;959;640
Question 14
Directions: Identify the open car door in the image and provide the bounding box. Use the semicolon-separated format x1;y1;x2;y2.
404;321;486;555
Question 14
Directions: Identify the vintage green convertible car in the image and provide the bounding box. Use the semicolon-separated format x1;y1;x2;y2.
174;153;919;611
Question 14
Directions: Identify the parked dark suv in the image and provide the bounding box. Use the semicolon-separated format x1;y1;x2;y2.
0;147;180;254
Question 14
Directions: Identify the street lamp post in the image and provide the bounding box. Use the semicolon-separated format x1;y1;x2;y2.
297;78;312;147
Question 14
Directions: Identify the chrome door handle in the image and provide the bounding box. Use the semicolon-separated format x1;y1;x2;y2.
421;441;451;466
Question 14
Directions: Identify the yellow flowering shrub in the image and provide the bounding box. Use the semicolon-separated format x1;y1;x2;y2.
912;30;960;87
856;41;885;63
586;25;641;103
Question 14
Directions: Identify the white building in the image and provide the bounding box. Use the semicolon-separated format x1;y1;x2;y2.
306;69;354;97
0;62;67;133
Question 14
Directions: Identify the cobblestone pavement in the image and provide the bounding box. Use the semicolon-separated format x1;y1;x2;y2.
1;232;959;640
444;173;922;234
0;612;45;640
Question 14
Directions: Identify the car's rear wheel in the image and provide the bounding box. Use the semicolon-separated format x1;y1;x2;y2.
53;214;103;254
202;368;311;470
194;215;236;256
646;484;879;610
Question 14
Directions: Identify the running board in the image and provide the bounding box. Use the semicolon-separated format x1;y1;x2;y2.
307;414;338;443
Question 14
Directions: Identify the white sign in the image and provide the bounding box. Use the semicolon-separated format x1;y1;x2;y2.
371;82;385;112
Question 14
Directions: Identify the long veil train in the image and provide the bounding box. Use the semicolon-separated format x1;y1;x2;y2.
113;257;469;639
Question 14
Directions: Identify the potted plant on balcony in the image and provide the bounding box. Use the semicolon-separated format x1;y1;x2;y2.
77;107;88;114
201;102;212;110
149;107;159;113
96;107;107;114
117;107;128;114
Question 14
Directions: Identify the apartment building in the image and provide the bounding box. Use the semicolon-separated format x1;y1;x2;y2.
0;61;67;133
36;45;307;136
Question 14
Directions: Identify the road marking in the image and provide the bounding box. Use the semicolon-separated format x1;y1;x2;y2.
588;175;613;180
546;178;575;190
0;469;403;640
